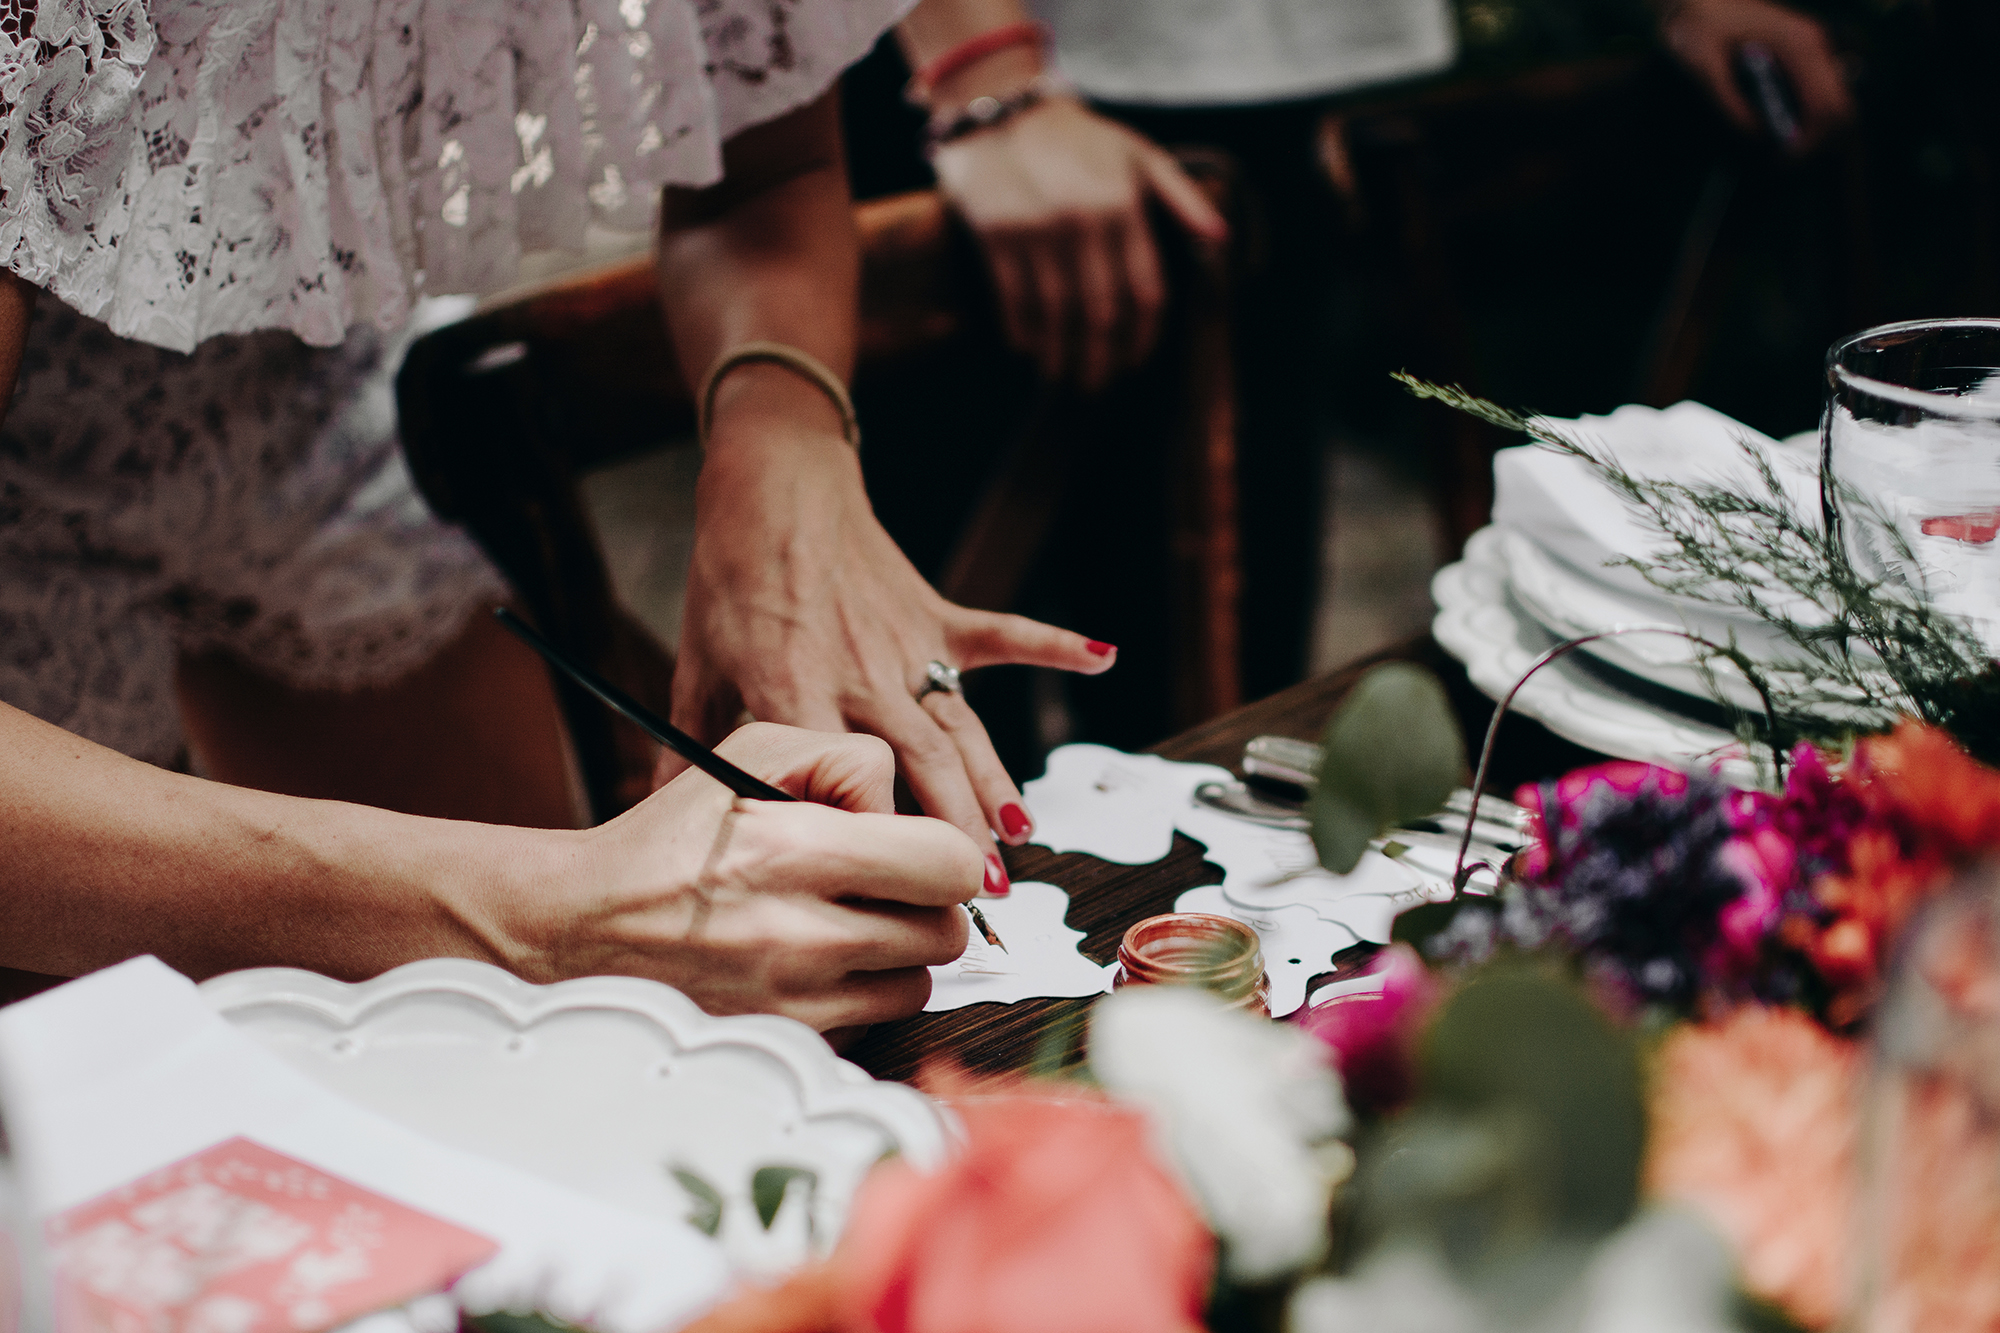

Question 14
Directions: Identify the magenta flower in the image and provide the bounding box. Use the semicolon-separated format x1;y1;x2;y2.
1293;943;1438;1115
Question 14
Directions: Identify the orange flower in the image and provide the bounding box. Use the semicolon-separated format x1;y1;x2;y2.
1645;1006;1861;1329
1855;722;2000;853
683;1094;1214;1333
1791;722;2000;1020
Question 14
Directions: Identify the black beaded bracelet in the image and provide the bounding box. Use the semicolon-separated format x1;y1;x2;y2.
921;75;1066;158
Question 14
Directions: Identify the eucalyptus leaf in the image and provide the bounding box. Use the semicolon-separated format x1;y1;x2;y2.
1419;967;1644;1240
1349;966;1645;1318
751;1165;817;1231
670;1165;724;1236
1391;897;1496;952
1311;664;1467;874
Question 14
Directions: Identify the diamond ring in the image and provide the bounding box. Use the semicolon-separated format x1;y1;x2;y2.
914;660;962;702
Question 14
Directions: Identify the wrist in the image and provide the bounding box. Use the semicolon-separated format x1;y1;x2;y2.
695;400;864;538
927;43;1046;108
702;357;856;454
428;822;592;983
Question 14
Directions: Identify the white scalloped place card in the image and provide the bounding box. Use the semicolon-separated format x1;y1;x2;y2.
1020;744;1235;865
926;881;1117;1011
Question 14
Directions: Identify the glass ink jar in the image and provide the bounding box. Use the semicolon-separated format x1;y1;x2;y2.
1114;913;1271;1017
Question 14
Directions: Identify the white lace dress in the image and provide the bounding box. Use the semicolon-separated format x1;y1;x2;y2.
0;0;906;766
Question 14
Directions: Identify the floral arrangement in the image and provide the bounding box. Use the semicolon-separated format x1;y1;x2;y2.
1412;719;2000;1029
668;694;2000;1333
680;985;1354;1333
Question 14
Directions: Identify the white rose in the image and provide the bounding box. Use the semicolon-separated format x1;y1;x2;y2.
1088;986;1351;1281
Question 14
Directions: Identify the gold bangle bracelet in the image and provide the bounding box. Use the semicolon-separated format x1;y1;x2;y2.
697;341;861;450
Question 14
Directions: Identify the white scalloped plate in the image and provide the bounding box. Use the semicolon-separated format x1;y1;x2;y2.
1433;526;1761;786
1494;526;1790;712
198;959;952;1276
1494;527;1891;719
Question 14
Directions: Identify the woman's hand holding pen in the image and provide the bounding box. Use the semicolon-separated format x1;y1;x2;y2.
495;723;982;1032
665;370;1116;885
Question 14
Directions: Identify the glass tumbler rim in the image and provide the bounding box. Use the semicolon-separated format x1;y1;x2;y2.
1828;317;2000;422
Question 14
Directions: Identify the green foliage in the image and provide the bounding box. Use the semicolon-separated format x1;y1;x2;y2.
670;1165;723;1237
1028;1005;1090;1079
1735;1290;1813;1333
1397;374;2000;765
1391;897;1499;953
466;1315;584;1333
1311;664;1469;874
1351;966;1644;1318
751;1165;817;1231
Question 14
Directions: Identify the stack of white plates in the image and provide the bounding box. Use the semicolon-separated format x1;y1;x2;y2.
1430;401;1857;786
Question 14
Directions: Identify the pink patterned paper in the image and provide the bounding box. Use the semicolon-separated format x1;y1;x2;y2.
48;1137;496;1333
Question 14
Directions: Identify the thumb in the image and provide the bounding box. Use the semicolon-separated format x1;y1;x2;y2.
1139;145;1230;245
713;721;897;813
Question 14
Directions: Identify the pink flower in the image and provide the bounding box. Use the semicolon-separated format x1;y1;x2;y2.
1647;1005;1861;1329
1294;944;1438;1115
1712;826;1795;965
1513;761;1691;881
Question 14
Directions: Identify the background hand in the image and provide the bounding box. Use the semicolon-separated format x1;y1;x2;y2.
663;419;1115;888
931;97;1229;390
1662;0;1853;154
531;722;984;1031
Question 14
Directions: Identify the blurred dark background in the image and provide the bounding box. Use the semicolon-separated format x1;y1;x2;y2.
814;0;1999;777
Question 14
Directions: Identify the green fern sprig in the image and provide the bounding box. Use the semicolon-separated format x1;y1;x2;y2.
1397;373;2000;765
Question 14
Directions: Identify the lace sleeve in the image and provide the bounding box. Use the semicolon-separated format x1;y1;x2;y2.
697;0;916;141
0;0;913;354
0;0;155;312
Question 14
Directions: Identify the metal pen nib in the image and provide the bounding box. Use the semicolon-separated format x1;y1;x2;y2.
966;903;1008;953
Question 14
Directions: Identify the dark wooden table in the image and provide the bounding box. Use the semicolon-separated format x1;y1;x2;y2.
0;637;1602;1054
846;636;1601;1082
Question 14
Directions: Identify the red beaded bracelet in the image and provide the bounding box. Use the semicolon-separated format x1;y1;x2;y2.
906;20;1049;106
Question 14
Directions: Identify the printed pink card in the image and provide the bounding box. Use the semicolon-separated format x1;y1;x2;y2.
47;1137;497;1333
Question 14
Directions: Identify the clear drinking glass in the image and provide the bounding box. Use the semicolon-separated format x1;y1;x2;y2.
1822;318;2000;655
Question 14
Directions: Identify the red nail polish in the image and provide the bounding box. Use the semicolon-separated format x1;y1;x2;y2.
1086;640;1115;656
984;854;1011;897
1000;803;1032;838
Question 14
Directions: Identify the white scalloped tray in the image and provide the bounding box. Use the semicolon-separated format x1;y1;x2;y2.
199;959;952;1275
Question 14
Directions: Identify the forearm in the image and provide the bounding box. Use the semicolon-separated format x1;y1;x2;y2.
656;93;858;453
0;703;569;981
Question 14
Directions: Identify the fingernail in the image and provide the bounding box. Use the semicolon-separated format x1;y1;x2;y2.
983;854;1011;898
1086;640;1115;656
1000;802;1032;839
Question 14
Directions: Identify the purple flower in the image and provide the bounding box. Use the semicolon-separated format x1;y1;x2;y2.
1500;762;1744;1008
